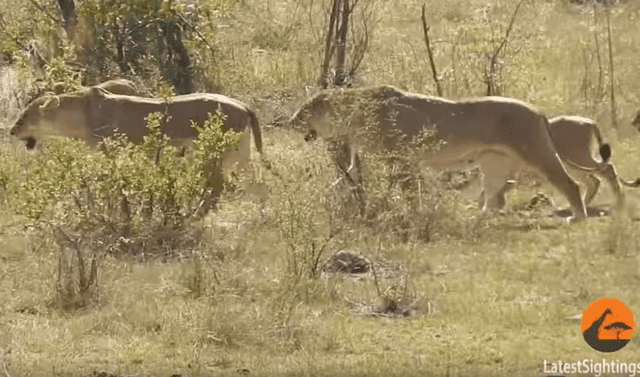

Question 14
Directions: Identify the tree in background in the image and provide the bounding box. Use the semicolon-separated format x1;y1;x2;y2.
319;0;375;88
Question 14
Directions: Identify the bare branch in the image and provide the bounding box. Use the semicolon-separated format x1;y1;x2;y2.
421;3;442;96
320;0;340;88
178;14;217;65
486;0;528;96
320;0;373;87
493;0;527;59
348;14;369;77
126;17;164;34
334;0;351;85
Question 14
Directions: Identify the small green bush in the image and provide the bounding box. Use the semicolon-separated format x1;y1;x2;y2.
7;111;241;309
266;143;337;282
11;110;238;257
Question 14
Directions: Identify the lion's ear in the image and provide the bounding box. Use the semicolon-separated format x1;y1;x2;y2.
40;96;60;111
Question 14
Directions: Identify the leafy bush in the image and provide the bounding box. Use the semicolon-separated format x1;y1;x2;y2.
266;142;337;281
11;111;241;255
5;111;241;310
359;151;474;243
292;89;475;244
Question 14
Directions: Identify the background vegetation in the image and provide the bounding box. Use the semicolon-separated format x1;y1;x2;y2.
1;0;640;376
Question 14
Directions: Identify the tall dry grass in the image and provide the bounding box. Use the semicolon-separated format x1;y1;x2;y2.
1;0;640;375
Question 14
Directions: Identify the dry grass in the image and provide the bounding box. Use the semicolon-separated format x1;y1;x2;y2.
2;0;640;376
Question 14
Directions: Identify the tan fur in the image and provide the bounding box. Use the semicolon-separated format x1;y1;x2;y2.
480;115;640;210
51;79;140;96
94;79;140;96
291;85;589;221
11;86;263;209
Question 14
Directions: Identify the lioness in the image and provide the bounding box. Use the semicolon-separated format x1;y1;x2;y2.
291;85;592;222
11;86;263;209
479;115;640;210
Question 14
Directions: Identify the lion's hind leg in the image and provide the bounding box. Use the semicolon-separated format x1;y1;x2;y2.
526;151;587;221
582;173;602;206
477;152;519;212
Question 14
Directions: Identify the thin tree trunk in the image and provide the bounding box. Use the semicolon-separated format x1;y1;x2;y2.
605;3;617;129
57;0;77;37
320;0;340;88
334;0;350;86
113;17;127;73
421;3;442;96
164;20;193;94
592;1;603;99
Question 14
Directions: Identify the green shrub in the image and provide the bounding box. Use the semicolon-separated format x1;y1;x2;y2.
12;110;240;253
266;143;337;282
7;111;241;310
0;147;19;205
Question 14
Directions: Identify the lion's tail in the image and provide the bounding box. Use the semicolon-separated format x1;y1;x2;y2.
590;122;612;163
589;122;640;188
248;108;263;153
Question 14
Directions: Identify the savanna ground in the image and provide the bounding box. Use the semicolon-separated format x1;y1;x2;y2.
2;0;640;376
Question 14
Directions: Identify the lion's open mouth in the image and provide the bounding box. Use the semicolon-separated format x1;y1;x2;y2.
23;137;36;150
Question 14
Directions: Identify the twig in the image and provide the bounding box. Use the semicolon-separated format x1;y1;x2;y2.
494;0;527;59
486;0;528;95
421;3;442;96
178;14;217;65
2;361;10;377
126;17;163;35
347;13;369;78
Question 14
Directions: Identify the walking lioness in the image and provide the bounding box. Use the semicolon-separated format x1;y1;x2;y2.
479;115;640;210
11;86;263;209
291;85;593;222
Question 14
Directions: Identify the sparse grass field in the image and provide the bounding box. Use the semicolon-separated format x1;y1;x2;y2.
2;0;640;376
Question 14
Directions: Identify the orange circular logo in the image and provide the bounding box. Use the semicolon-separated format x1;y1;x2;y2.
582;297;636;352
